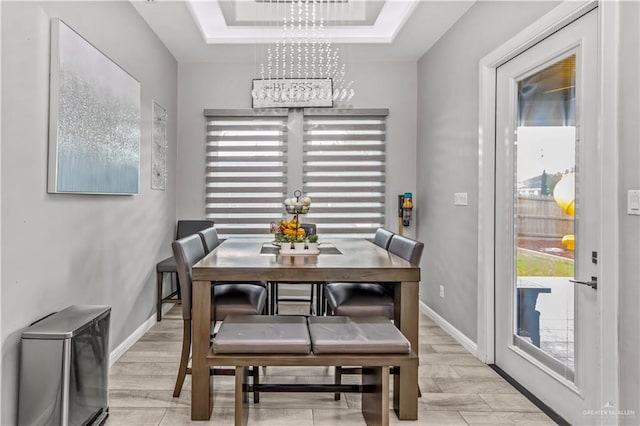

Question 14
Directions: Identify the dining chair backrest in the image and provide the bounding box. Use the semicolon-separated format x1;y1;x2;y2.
176;220;214;240
373;228;394;250
388;235;424;265
172;234;206;321
199;227;221;254
300;223;317;236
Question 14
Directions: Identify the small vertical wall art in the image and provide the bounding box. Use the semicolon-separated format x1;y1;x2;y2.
151;101;168;190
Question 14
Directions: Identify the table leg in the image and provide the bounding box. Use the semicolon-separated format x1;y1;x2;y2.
393;281;419;420
192;280;212;420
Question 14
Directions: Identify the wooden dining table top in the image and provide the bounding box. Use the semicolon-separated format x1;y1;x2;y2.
192;238;421;282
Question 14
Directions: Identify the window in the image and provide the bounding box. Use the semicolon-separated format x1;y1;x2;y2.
204;110;288;238
303;109;387;238
204;108;387;238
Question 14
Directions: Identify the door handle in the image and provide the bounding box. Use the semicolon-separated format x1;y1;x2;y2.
569;276;597;290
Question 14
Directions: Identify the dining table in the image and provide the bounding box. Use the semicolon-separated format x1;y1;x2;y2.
189;238;421;421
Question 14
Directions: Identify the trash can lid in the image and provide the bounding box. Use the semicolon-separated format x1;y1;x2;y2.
22;305;111;340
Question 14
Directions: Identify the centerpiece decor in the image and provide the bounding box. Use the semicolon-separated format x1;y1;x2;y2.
276;190;318;255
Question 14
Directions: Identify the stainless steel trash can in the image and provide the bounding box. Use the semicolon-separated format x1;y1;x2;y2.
18;305;111;426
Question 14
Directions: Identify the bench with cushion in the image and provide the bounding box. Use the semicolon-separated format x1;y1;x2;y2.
211;315;417;426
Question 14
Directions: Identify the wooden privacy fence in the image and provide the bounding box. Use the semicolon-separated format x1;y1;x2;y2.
517;195;574;239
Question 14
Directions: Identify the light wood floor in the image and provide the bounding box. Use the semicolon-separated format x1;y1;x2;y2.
105;304;556;425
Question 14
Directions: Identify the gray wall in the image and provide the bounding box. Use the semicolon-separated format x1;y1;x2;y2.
176;61;418;237
618;1;640;423
417;0;640;418
416;1;558;340
1;2;177;424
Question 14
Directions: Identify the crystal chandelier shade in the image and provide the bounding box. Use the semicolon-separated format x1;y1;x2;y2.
252;0;355;104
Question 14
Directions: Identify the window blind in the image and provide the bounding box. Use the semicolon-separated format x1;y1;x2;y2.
204;110;288;238
302;109;387;238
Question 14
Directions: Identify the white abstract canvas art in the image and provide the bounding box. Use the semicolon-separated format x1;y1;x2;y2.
48;19;140;195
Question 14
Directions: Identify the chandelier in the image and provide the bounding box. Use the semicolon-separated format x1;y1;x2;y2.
251;0;355;105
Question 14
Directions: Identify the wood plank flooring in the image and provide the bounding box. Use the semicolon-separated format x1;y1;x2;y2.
105;305;556;425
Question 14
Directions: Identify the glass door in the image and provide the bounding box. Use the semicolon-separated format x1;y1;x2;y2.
514;55;577;378
494;9;601;424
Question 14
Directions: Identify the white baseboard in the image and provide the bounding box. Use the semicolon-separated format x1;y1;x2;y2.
109;303;174;366
420;301;479;358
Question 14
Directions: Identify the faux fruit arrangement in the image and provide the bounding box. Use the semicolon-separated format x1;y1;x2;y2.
278;218;306;240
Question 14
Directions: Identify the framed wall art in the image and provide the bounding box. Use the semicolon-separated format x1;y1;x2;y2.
47;18;141;195
151;101;168;190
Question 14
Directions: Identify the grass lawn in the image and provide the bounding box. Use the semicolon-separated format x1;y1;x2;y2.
517;249;574;277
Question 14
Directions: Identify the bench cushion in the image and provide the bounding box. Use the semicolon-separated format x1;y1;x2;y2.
213;315;311;354
308;316;410;354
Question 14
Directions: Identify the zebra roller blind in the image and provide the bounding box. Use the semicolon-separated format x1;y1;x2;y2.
302;109;387;238
204;110;288;238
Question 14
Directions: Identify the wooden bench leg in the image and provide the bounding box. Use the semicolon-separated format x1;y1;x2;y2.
235;366;249;426
362;366;389;426
334;366;342;401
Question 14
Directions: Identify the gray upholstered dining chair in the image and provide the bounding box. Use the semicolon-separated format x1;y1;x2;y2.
271;223;320;315
372;227;394;250
198;227;268;289
156;220;214;321
388;234;424;265
323;228;400;319
197;226;221;254
171;234;267;399
324;231;423;400
324;232;424;318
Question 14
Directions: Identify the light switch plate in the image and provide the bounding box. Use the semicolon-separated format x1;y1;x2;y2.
628;190;640;215
454;192;468;206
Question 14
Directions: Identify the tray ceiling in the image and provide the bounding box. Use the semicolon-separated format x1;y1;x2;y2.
132;0;475;62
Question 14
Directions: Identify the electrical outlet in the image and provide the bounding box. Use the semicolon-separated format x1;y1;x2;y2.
439;285;444;298
454;192;468;206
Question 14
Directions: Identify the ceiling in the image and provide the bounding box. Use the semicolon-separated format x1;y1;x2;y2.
132;0;475;63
